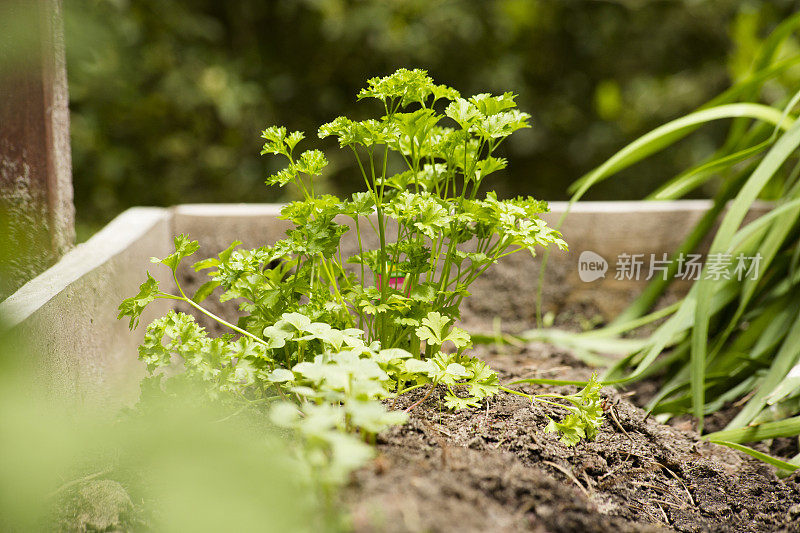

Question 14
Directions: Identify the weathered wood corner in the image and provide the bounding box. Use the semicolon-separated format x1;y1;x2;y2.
0;0;74;300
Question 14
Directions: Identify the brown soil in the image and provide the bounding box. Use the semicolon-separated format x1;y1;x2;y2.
174;266;800;532
344;343;800;533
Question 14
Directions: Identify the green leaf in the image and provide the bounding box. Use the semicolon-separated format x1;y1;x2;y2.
705;415;800;443
360;300;390;316
192;280;220;303
544;374;604;446
357;68;436;106
265;167;297;187
470;92;518;116
412;199;449;239
415;311;472;350
415;312;450;345
347;400;408;434
444;394;481;411
295;149;328;176
278;312;312;331
709;119;800;430
545;415;585;447
444;363;469;380
342;191;375;218
152;234;200;272
569;103;793;202
476;110;531;139
117;272;160;329
268;368;295;383
269;401;302;427
392;109;441;148
375;348;413;365
262;325;292;349
137;310;209;373
766;363;800;406
285;130;305;151
261;125;288;150
404;359;435;375
286;216;348;258
408;353;472;386
409;282;437;302
710;440;800;472
324;432;376;484
648;140;772;200
446;328;472;350
431;84;460;103
465;359;500;399
445;98;480;128
474;156;508;180
192;240;242;272
753;395;800;425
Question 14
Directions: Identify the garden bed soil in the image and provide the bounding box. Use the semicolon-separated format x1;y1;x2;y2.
172;267;800;532
344;343;800;533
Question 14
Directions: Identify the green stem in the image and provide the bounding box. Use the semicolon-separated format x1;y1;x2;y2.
183;296;270;348
169;268;270;346
396;382;427;395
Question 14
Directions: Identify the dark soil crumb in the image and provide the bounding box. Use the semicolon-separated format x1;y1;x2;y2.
344;343;800;533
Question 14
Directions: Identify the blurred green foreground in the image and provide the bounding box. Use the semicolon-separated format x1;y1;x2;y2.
0;332;336;532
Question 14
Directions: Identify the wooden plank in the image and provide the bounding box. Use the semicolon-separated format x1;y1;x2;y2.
0;0;74;300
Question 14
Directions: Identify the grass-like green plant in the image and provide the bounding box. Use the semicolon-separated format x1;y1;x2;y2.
526;13;800;471
119;69;604;493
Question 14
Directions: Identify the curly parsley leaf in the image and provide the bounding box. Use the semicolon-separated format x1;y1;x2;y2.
465;359;500;399
545;373;604;446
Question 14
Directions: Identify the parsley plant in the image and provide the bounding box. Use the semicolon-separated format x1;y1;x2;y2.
119;69;601;491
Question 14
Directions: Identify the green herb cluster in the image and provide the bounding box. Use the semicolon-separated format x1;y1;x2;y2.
256;69;565;355
543;374;604;446
120;69;599;493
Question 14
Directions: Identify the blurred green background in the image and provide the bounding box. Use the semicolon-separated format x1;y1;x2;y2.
64;0;800;240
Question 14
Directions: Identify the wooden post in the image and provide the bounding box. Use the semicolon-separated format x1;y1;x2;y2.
0;0;74;300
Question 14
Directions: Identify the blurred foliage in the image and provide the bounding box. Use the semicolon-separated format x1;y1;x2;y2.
64;0;799;237
0;330;338;532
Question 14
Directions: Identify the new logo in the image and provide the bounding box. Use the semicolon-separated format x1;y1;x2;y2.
578;251;608;282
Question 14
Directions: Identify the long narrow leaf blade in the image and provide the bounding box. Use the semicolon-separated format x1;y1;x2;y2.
710;440;800;471
706;415;800;442
568;103;792;201
692;118;800;431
